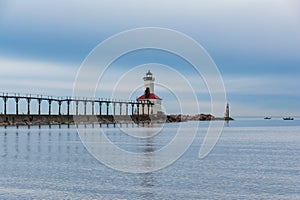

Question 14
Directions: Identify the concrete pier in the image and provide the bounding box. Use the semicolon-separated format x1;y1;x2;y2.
0;114;164;126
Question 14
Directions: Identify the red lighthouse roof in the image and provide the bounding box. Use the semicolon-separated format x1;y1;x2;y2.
137;93;161;100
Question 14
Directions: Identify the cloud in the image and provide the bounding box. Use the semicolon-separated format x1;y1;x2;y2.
0;56;77;96
230;101;300;117
223;74;300;96
0;56;299;116
2;0;299;61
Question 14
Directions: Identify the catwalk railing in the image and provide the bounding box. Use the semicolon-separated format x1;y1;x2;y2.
0;92;154;116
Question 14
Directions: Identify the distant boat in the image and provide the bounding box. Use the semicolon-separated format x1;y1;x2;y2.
283;117;294;120
264;117;271;119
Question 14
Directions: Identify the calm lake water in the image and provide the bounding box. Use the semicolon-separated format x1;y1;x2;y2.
0;119;299;199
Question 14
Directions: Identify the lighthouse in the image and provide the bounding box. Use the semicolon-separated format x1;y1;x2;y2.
225;103;230;120
137;70;162;115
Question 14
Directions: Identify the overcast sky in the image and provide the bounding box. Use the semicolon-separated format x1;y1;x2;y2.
0;0;299;116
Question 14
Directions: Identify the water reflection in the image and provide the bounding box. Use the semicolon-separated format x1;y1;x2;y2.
15;131;19;159
140;173;156;199
139;133;156;199
0;126;92;164
141;172;155;187
3;131;7;157
26;131;31;160
77;123;169;173
1;124;166;193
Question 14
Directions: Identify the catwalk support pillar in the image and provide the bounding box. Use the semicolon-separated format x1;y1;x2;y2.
15;98;19;115
92;102;94;115
38;99;41;115
119;103;122;115
3;97;7;115
76;101;79;115
99;102;102;116
142;104;145;115
67;100;70;116
48;100;52;115
58;101;62;115
84;101;87;115
27;98;31;115
113;103;116;116
106;102;109;115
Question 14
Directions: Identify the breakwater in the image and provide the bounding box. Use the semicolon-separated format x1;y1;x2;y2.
167;114;234;122
0;114;166;126
0;113;233;126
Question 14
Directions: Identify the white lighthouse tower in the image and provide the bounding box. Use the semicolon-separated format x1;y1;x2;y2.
137;70;162;115
144;70;155;93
